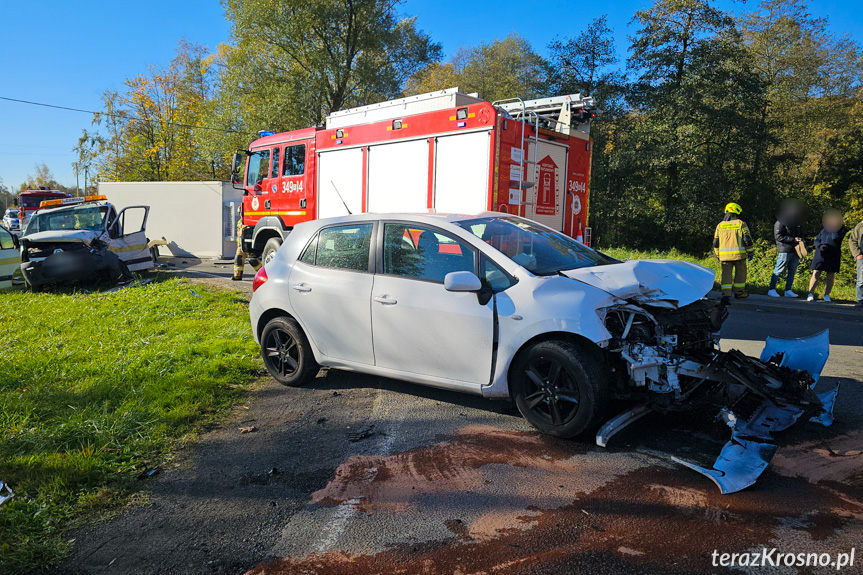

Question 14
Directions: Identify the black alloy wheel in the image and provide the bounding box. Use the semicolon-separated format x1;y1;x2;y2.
523;356;581;427
511;340;609;438
260;316;318;386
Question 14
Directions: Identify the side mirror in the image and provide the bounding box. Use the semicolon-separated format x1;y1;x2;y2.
231;152;243;185
444;271;482;293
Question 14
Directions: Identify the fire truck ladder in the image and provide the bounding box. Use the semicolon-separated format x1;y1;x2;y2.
492;98;541;217
497;94;596;136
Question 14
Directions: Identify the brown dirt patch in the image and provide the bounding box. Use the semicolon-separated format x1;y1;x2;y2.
247;426;863;575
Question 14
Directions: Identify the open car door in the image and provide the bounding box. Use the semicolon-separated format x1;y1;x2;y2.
107;206;154;272
0;226;20;289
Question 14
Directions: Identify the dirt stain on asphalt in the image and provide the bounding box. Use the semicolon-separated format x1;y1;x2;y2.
772;431;863;487
247;426;863;575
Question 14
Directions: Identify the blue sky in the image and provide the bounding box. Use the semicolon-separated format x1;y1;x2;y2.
2;0;861;190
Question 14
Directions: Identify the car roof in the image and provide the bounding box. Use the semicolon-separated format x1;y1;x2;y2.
33;201;112;216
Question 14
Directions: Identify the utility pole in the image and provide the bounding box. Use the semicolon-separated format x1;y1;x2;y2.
84;167;88;196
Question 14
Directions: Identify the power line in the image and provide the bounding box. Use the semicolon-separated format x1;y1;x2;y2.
0;95;256;136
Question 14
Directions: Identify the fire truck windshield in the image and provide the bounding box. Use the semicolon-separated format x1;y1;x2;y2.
25;206;109;235
457;216;618;275
21;195;59;208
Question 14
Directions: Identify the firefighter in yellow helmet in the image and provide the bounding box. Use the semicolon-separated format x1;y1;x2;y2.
713;202;755;299
232;205;261;281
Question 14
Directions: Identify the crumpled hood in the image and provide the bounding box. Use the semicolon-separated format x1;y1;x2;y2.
561;259;715;308
22;230;101;246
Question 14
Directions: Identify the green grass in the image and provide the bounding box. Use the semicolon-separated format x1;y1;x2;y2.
601;240;860;302
0;278;262;573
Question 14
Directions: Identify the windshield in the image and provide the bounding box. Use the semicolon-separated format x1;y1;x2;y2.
21;195;63;208
25;206;108;235
4;209;16;218
456;216;617;275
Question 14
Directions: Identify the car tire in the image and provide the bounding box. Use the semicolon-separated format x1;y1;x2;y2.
261;237;282;266
260;316;318;387
510;340;609;438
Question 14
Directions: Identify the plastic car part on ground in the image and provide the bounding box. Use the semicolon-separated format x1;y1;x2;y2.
0;481;13;507
671;330;838;494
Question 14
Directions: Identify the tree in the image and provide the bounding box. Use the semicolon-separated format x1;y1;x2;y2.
222;0;441;127
740;0;863;231
16;163;75;195
91;41;222;182
405;33;549;102
547;16;625;112
589;0;770;250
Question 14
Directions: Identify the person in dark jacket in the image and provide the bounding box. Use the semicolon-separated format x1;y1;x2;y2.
849;218;863;308
768;199;804;298
807;209;848;302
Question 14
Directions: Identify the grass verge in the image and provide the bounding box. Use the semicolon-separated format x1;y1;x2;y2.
0;278;262;572
601;241;859;302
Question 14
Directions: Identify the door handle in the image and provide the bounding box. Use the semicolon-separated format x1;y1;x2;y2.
292;284;311;293
264;199;271;209
373;295;397;305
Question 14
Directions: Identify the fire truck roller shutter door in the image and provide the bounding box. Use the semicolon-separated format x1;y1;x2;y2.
526;140;567;231
433;131;491;215
367;139;429;213
317;148;364;218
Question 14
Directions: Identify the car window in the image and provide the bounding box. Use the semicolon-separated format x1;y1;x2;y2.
481;255;516;292
457;217;616;275
383;223;475;283
246;149;270;186
271;147;281;178
283;144;305;177
298;234;317;265
313;224;373;271
0;227;14;250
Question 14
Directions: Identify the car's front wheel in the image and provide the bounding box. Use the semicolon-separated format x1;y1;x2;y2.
510;340;609;438
260;316;319;387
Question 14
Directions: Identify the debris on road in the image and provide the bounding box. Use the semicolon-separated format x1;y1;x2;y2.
102;277;155;293
0;481;13;507
672;330;839;494
347;425;375;443
137;467;160;481
239;426;257;434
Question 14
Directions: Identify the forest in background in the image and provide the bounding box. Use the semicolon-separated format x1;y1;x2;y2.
30;0;862;253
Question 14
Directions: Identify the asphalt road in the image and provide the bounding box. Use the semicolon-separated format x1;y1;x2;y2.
52;293;863;575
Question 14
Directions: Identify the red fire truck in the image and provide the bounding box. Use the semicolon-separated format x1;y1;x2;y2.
231;88;597;263
17;188;71;230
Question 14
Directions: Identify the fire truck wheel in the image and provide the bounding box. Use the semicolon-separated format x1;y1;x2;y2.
262;237;283;265
260;316;319;387
510;340;609;439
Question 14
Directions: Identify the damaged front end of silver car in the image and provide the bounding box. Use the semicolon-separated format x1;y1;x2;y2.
597;298;838;494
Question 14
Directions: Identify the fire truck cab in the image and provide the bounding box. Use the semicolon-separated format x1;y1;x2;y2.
17;188;70;230
232;88;597;263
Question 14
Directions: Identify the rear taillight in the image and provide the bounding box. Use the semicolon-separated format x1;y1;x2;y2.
252;266;268;292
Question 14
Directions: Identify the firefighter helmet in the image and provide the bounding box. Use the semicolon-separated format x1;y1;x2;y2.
725;202;742;215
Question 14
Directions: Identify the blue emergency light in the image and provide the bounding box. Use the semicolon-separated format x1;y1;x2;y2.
258;130;275;137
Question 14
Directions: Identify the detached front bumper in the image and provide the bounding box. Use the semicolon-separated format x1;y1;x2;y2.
20;248;123;288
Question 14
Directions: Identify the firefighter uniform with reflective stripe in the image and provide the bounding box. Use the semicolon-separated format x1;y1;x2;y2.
713;216;754;297
233;219;261;280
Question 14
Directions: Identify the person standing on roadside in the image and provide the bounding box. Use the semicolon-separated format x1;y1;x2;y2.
233;205;261;281
849;217;863;308
807;209;848;302
768;199;805;298
713;202;755;300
